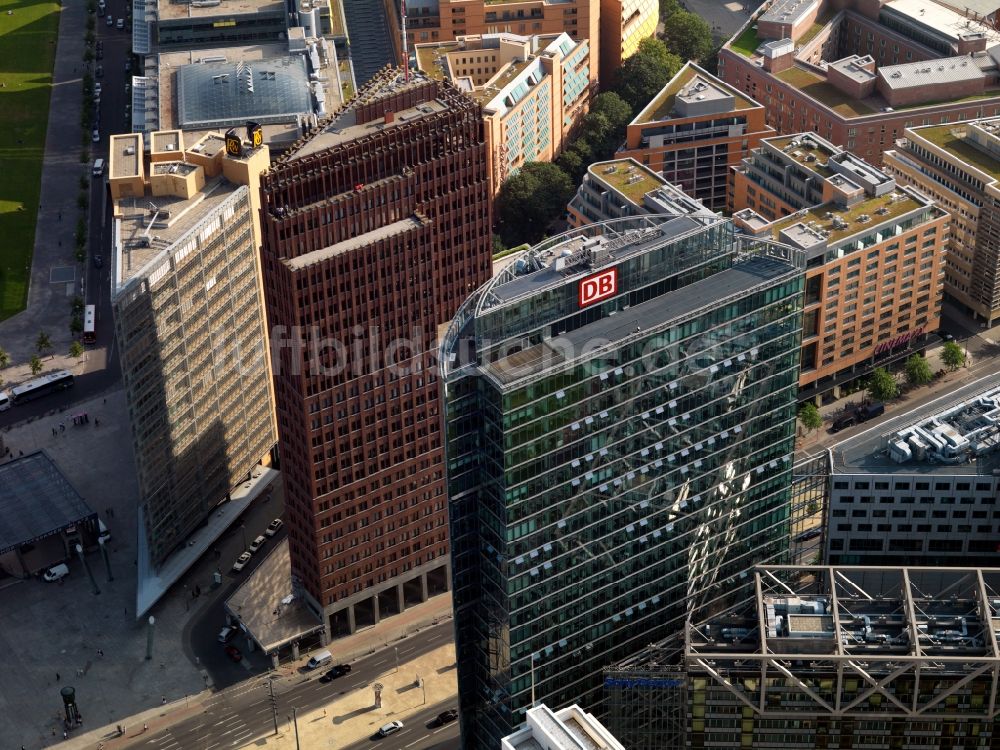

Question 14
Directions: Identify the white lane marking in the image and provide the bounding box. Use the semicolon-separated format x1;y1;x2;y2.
404;737;425;748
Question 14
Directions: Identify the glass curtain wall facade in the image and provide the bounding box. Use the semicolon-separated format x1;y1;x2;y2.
441;216;806;748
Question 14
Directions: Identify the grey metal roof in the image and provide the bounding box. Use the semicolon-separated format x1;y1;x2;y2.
0;451;95;555
176;57;313;130
759;0;818;26
878;55;983;89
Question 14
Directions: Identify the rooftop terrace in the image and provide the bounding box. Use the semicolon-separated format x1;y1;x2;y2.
775;66;877;116
589;159;667;203
917;123;1000;181
766;134;838;177
635;63;756;123
768;190;923;245
159;0;285;21
115;177;246;289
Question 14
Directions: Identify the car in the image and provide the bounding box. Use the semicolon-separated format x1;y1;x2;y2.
91;129;100;143
93;92;100;104
95;65;104;78
232;551;252;572
217;625;238;643
43;563;70;582
93;254;103;268
794;528;822;543
248;534;267;554
319;664;351;682
432;709;458;727
377;721;403;737
96;49;103;60
124;59;132;72
224;645;242;662
265;518;283;537
124;82;131;95
116;17;125;29
106;14;113;25
96;40;103;50
94;82;102;95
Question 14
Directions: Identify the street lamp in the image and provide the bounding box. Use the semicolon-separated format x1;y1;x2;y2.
394;646;399;674
241;523;248;549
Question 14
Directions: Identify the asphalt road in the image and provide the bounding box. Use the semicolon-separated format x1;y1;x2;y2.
340;700;461;750
186;493;291;690
0;6;128;431
125;622;456;750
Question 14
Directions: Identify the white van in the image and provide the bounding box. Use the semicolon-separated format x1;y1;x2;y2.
43;563;70;582
92;158;105;177
0;390;9;411
306;649;333;670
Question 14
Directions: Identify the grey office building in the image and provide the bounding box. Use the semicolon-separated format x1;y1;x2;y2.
828;380;1000;566
441;215;806;747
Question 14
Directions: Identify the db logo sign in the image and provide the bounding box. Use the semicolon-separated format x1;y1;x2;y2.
579;268;617;307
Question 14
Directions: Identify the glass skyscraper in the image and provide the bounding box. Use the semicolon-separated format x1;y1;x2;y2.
441;215;806;747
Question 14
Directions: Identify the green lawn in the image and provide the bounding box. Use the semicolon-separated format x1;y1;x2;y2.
729;25;760;57
0;0;61;321
776;66;876;116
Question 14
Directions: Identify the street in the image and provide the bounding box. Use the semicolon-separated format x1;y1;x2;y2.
124;622;457;750
339;701;461;750
0;2;129;430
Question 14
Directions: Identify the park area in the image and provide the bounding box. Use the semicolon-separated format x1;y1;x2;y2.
0;0;60;321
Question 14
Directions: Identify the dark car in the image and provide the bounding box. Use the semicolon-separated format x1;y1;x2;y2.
432;709;458;727
855;402;885;423
93;254;103;268
830;413;856;433
95;65;104;78
224;645;242;662
794;528;822;543
319;664;352;682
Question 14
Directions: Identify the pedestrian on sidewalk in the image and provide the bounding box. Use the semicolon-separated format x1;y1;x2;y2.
56;672;60;681
143;722;148;732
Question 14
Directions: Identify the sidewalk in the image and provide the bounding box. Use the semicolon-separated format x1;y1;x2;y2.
0;0;89;370
250;641;457;750
796;340;980;452
60;594;455;750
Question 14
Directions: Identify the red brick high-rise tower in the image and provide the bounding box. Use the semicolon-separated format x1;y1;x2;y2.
259;69;492;636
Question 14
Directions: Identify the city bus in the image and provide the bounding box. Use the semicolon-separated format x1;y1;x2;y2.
82;304;96;345
10;371;75;405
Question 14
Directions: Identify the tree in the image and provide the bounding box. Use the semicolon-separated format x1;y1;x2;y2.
659;0;680;19
555;148;585;182
590;91;633;130
904;353;933;386
579;112;612;152
36;330;52;357
941;340;966;371
496;162;575;246
29;355;43;376
798;402;823;433
661;10;715;62
613;38;683;112
867;367;899;402
69;341;85;359
0;347;8;369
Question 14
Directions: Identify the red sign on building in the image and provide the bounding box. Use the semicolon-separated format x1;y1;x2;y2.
874;327;924;357
579;268;618;307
